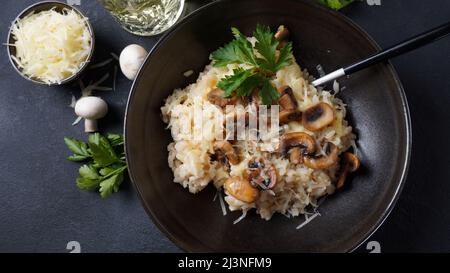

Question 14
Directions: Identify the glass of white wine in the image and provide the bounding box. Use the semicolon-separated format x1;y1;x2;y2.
99;0;186;36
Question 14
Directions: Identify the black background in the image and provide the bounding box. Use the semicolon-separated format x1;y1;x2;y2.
0;0;449;253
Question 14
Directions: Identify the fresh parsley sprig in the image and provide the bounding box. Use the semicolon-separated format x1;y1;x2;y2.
64;133;127;198
211;24;293;105
316;0;355;10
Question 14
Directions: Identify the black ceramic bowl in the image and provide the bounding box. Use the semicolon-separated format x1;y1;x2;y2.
125;0;411;252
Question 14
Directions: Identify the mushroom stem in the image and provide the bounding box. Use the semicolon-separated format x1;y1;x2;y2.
84;119;98;133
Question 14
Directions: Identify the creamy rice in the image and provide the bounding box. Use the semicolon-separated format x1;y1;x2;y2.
161;50;355;220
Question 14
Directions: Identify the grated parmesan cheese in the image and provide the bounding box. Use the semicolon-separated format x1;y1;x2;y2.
218;191;227;216
296;212;321;230
10;8;92;84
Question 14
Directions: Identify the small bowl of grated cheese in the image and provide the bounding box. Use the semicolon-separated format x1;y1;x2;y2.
7;1;95;85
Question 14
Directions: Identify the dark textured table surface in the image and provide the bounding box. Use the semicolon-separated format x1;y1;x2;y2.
0;0;449;253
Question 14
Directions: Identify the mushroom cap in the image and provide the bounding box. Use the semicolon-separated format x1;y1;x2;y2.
207;88;239;107
279;132;316;155
277;86;298;110
343;152;360;172
303;142;339;169
336;152;360;189
119;44;148;80
74;96;108;119
224;176;260;203
279;109;301;125
214;140;240;165
247;158;278;189
302;102;335;131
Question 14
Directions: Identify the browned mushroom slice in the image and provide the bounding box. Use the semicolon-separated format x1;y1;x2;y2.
247;159;278;189
302;102;335;131
214;140;240;165
279;132;316;162
279;109;302;125
275;25;290;41
207;88;239;107
277;86;297;110
304;142;339;169
224;176;260;203
336;152;360;189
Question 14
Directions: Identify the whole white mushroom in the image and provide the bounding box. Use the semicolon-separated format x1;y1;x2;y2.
75;96;108;133
119;44;148;80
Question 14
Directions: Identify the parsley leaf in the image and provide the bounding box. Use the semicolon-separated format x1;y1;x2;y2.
211;42;241;67
99;172;124;198
68;154;90;162
275;42;293;71
231;27;258;66
217;68;254;97
236;74;265;97
253;24;279;72
211;25;293;104
99;167;116;176
316;0;355;10
260;78;280;105
64;137;91;161
65;133;127;198
79;164;100;180
211;28;258;67
76;177;100;191
107;134;124;146
88;133;119;167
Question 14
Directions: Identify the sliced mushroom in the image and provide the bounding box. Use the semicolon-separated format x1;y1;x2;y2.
214;140;240;165
279;109;302;125
275;25;290;42
247;159;278;189
279;132;316;155
336;152;360;189
207;88;239;107
224;176;260;203
302;102;335;131
277;86;297;110
304;142;339;169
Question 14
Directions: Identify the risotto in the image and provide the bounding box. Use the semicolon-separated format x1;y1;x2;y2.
161;25;359;221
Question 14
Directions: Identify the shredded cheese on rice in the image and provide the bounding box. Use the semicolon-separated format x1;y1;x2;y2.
161;53;355;221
